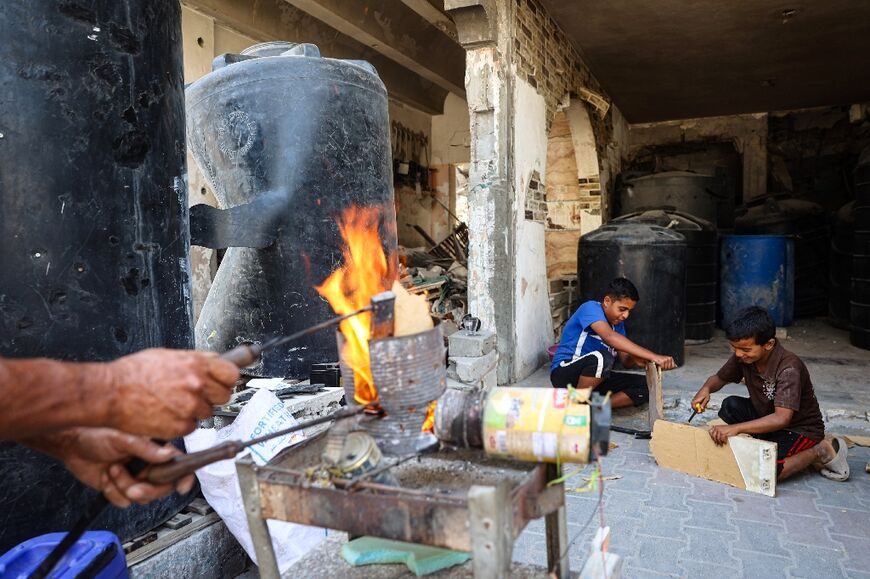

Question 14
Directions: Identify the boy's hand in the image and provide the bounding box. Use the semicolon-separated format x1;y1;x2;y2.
691;387;710;413
708;424;739;446
652;355;677;370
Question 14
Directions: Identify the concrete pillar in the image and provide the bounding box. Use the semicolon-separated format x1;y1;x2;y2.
446;0;518;383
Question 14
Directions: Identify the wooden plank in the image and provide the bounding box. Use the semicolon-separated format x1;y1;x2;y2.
645;362;663;427
649;420;777;497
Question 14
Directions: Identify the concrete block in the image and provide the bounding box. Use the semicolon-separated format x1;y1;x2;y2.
549;290;568;309
448;349;498;384
548;278;565;293
448;329;496;357
446;377;476;392
480;367;497;392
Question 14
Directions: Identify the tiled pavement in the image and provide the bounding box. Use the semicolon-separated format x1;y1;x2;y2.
512;431;870;578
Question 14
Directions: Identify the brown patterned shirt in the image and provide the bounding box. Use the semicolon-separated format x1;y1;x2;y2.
716;343;825;441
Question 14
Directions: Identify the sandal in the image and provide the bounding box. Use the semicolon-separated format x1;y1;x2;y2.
820;436;850;482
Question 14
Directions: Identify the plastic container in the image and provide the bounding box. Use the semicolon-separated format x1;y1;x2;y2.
579;223;687;366
0;531;127;579
616;171;722;224
613;210;718;343
187;42;396;378
0;0;192;552
720;235;794;328
734;194;828;317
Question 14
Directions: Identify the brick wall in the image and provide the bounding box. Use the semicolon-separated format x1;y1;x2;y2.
511;0;623;203
511;0;606;123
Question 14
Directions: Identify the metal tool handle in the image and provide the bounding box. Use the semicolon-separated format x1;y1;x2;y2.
222;343;264;367
145;441;243;485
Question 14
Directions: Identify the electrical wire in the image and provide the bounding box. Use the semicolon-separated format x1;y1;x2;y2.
547;445;609;577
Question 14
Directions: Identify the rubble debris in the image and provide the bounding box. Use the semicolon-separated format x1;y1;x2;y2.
549;274;580;339
397;237;468;330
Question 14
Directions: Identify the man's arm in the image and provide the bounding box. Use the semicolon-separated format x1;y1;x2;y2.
0;348;240;440
589;321;677;369
709;407;794;445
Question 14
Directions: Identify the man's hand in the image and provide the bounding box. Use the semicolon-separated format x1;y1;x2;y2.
708;424;740;446
651;354;677;370
58;428;195;508
691;387;711;414
107;349;240;438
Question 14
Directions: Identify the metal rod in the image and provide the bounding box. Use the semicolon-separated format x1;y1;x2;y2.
145;406;366;485
262;464;467;503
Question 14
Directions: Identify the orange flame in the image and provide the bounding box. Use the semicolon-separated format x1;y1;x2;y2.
315;206;396;405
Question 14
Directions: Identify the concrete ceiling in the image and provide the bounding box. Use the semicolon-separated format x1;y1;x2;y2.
539;1;870;123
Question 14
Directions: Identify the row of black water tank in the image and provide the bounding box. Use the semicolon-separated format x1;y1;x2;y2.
587;170;863;365
832;147;870;348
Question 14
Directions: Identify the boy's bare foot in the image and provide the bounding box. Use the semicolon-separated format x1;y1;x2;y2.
812;438;837;468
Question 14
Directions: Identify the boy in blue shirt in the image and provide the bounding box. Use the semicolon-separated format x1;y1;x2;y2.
551;277;677;408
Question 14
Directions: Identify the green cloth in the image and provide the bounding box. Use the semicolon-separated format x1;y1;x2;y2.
341;536;470;577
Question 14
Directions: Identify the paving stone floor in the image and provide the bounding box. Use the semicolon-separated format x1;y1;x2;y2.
512;431;870;578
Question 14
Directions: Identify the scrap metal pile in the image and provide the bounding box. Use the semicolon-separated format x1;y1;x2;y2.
398;223;469;333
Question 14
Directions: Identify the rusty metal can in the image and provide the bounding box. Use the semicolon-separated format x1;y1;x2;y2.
337;431;398;486
481;387;610;464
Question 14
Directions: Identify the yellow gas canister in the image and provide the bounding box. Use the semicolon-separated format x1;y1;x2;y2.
482;387;601;463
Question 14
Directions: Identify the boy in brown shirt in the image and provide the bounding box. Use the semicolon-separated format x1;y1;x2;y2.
691;306;849;481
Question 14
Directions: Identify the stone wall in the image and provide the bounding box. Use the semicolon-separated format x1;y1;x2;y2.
510;0;625;204
511;0;606;124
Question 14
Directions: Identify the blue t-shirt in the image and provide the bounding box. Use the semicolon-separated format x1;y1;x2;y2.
551;300;626;371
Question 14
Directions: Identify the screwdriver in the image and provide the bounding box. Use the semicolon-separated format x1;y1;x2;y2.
688;402;704;423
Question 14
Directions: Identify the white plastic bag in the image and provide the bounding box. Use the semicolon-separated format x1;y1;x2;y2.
184;389;326;573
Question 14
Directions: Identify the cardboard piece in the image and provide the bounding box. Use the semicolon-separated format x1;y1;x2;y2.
650;420;777;497
391;281;434;337
840;434;870;448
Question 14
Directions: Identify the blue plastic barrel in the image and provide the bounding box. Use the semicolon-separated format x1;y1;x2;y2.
720;235;794;328
0;531;127;579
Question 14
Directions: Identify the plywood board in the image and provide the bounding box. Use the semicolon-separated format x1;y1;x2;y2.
650;420;777;497
645;363;663;426
545;230;581;279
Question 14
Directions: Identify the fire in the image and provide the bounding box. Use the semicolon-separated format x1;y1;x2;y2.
316;206;396;405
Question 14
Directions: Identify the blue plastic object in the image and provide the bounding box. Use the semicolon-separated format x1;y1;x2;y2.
720;234;794;328
0;531;127;579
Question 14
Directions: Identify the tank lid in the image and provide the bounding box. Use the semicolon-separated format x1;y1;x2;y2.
626;170;716;184
582;222;686;244
613;209;714;232
241;42;321;58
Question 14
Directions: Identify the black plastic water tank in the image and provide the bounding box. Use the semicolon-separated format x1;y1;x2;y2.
613;210;717;343
829;201;854;329
578;223;687;366
851;147;870;349
735;194;829;317
616;171;722;225
186;42;396;378
0;0;191;551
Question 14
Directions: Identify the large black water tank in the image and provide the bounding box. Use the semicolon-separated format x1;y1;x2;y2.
616;171;722;225
0;0;191;551
851;147;870;349
578;223;687;366
735;194;829;317
613;210;717;343
187;42;396;378
830;201;854;329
